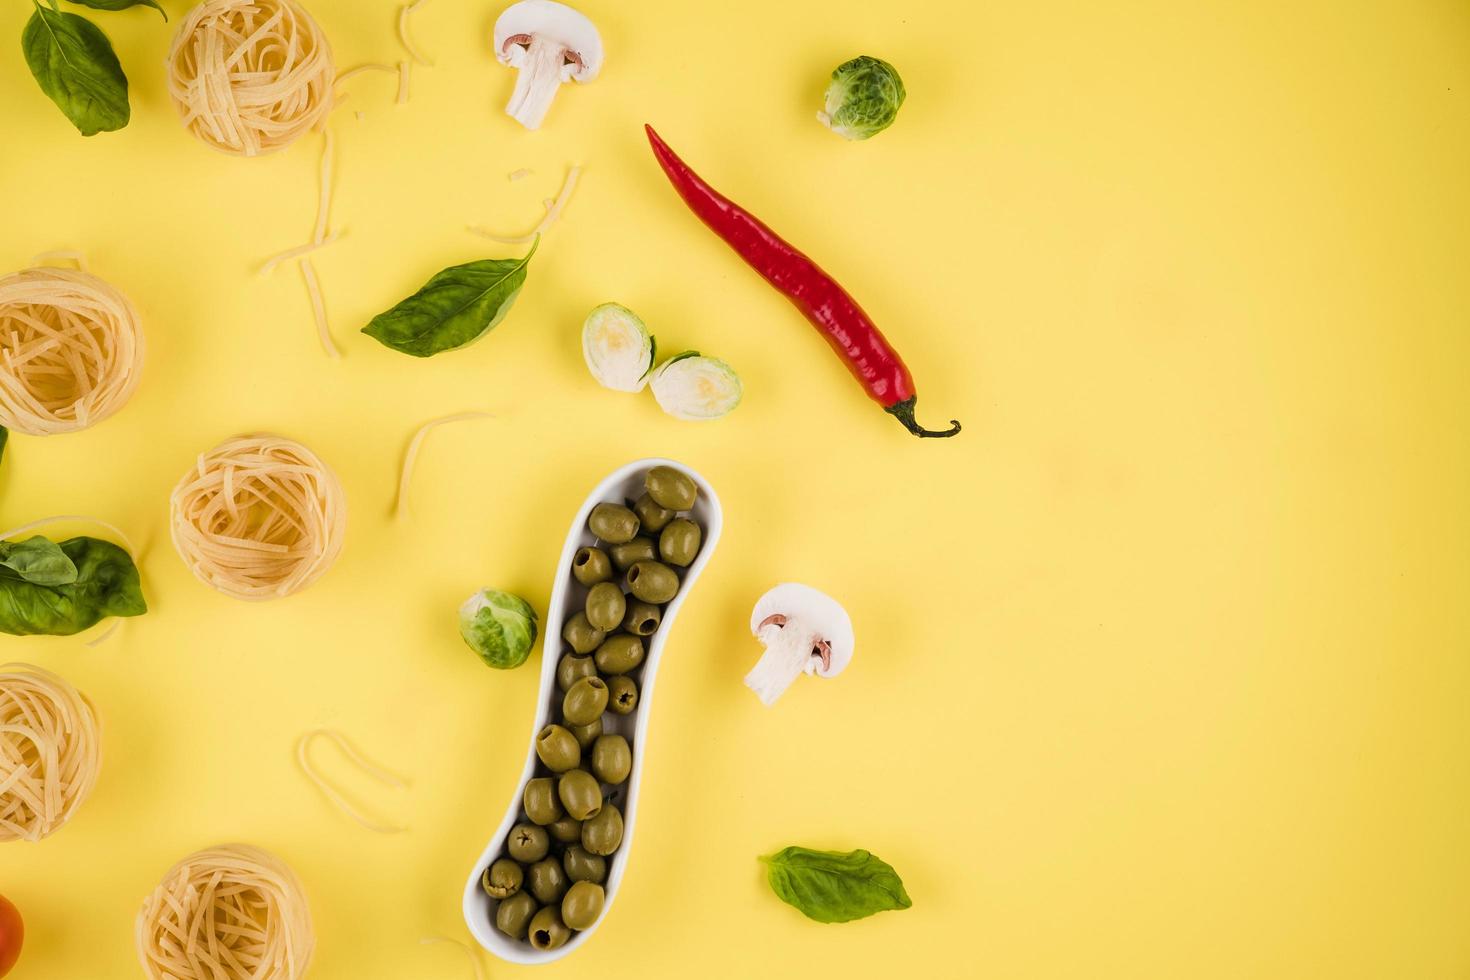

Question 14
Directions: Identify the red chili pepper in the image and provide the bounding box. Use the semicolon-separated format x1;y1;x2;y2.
645;125;961;439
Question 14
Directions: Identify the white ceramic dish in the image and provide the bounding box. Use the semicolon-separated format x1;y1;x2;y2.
462;457;723;964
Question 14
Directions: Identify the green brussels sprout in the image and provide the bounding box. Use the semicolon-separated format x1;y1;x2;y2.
649;351;742;421
583;303;656;392
459;588;539;669
818;55;906;141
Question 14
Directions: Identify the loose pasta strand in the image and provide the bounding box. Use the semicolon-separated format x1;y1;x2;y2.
396;413;494;519
0;514;137;559
470;165;583;244
29;250;88;272
259;234;340;276
296;729;408;834
419;937;486;980
300;259;339;359
397;0;434;66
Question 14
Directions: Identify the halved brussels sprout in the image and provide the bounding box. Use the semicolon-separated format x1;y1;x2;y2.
582;303;656;392
460;589;539;669
818;55;906;141
650;352;742;421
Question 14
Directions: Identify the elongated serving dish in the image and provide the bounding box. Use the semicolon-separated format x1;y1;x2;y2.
462;457;722;964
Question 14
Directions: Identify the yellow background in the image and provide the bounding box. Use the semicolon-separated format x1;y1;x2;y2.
2;0;1468;976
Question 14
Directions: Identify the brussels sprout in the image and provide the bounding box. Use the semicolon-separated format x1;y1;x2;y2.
649;351;743;421
817;55;905;141
459;589;539;669
582;303;656;392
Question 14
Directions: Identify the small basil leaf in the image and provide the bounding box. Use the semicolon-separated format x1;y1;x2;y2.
22;3;130;136
0;536;146;636
0;536;80;587
362;240;538;357
760;846;912;924
65;0;167;20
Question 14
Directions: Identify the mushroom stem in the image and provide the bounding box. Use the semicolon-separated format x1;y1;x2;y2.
505;35;572;130
744;624;819;707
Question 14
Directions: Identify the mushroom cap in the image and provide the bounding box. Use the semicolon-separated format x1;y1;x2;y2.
750;583;854;678
493;0;604;82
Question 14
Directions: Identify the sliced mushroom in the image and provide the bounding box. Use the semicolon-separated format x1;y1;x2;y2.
493;0;603;130
745;584;854;706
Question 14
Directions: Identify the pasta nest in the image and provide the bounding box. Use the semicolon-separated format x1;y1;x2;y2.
0;267;145;436
0;663;102;842
167;0;336;156
170;435;347;601
136;844;315;980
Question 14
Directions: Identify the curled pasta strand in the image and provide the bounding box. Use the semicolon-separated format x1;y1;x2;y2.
296;729;408;834
396;413;494;518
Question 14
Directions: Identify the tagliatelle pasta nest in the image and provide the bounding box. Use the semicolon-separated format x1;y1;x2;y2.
0;267;145;436
0;663;102;843
170;434;347;600
167;0;336;156
136;843;315;980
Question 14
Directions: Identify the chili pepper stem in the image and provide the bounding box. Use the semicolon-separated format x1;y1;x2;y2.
886;398;962;439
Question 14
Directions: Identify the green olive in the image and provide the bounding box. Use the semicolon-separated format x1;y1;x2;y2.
507;823;549;863
582;803;624;856
591;734;632;785
561;880;606;931
481;858;523;900
495;891;537;940
646;466;697;511
568;716;603;751
527;906;571;951
562;845;607;884
625;560;679;604
558;768;603;821
606;674;639;715
556;651;598;693
563;676;609;726
547;815;582;845
588;503;640;544
572;546;612;586
658;518;702;568
527;857;569;905
632;493;675;534
594;633;645;675
535;725;581;773
609;536;657;572
522;779;564;826
584;582;627;631
620;600;661;636
561;612;605;655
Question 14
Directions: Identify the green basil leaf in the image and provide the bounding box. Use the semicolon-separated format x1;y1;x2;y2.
0;536;80;587
22;4;130;137
362;240;538;357
760;846;912;923
0;536;146;636
64;0;167;20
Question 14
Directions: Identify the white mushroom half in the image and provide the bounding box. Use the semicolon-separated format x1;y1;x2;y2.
493;0;603;130
745;584;854;706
